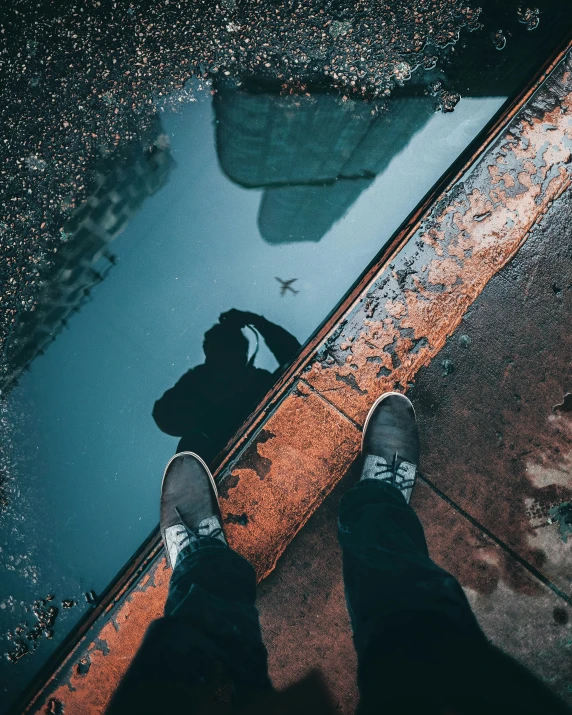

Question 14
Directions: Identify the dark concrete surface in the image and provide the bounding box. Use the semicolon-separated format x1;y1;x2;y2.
410;185;572;599
258;477;572;711
257;469;359;713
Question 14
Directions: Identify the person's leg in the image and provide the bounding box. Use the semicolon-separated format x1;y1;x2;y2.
105;452;272;715
339;478;483;660
339;392;571;715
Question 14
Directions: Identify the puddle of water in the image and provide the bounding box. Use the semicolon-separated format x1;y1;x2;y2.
2;1;572;709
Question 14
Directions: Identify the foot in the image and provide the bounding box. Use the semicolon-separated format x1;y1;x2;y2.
360;392;420;503
160;452;227;569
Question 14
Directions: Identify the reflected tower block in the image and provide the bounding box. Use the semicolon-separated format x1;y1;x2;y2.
214;86;435;244
3;119;175;394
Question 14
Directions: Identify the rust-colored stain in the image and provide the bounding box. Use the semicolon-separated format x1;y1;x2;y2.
43;558;170;715
411;484;572;700
220;381;361;579
26;45;572;715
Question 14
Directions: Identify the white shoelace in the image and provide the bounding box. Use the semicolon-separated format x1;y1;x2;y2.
361;453;416;502
165;516;227;568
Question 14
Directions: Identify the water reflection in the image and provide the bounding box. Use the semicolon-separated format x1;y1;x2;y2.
215;85;435;243
2;118;175;395
8;0;572;392
7;0;564;392
2;85;438;392
153;309;300;461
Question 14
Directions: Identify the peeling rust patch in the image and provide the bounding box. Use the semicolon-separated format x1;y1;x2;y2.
554;393;572;414
224;512;249;527
217;472;240;500
45;698;64;715
237;430;276;480
335;372;368;395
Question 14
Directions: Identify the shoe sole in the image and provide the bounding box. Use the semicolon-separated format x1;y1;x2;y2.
160;451;219;568
361;391;417;455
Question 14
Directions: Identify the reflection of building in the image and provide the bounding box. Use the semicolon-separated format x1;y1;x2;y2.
2;120;174;393
258;179;373;243
214;87;434;243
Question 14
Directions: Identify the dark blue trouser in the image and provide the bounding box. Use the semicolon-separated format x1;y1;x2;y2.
105;480;570;715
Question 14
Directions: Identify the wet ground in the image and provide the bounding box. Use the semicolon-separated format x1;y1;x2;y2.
2;0;572;711
18;36;572;714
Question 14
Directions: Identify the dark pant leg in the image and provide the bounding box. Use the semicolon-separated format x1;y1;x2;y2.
339;479;571;715
105;540;272;715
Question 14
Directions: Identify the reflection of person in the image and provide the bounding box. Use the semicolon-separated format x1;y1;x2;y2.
153;309;301;462
107;393;572;715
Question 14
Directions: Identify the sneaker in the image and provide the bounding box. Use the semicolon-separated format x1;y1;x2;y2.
360;392;420;503
160;451;227;569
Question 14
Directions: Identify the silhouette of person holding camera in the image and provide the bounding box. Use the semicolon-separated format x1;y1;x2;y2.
153;309;300;462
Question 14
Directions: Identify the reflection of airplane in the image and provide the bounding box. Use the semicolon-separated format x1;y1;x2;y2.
276;277;299;296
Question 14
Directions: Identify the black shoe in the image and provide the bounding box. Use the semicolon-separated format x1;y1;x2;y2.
360;392;420;503
160;451;226;569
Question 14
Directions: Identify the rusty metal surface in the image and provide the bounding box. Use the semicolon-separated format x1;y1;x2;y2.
21;42;572;715
38;563;170;715
220;381;361;577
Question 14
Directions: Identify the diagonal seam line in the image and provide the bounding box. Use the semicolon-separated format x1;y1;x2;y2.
419;473;572;607
298;377;363;431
